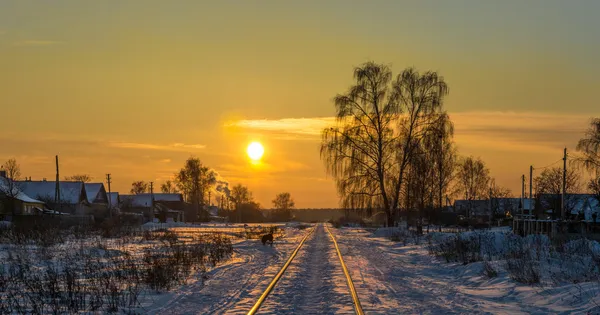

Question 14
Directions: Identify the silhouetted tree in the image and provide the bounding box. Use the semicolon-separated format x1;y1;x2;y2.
576;117;600;208
175;157;216;221
0;158;22;216
489;179;513;219
64;174;92;182
161;180;177;193
272;192;295;221
130;181;148;194
534;167;582;219
456;156;490;218
321;61;450;227
231;184;252;208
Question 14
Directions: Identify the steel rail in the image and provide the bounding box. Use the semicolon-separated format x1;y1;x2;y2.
325;224;364;315
247;227;315;315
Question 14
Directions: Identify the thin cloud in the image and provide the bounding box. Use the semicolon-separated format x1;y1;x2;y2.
108;142;206;151
225;111;591;153
12;40;63;47
225;117;334;137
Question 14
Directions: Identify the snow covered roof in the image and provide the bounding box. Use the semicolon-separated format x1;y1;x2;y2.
0;178;45;204
108;192;120;208
17;181;87;205
84;183;108;204
120;193;183;208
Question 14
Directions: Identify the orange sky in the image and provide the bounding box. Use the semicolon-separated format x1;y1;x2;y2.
1;1;599;208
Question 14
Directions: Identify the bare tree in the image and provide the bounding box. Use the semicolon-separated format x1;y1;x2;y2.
64;174;92;182
321;62;450;227
589;177;600;207
1;158;22;216
575;117;600;171
489;179;513;218
231;184;252;208
534;167;582;219
160;180;177;193
575;117;600;207
130;181;148;194
272;192;295;222
230;184;253;223
456;156;490;218
175;157;216;220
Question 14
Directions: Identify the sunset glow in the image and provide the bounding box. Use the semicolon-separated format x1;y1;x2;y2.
247;142;265;161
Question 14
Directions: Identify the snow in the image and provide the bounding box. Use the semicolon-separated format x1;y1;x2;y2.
4;221;600;314
144;223;314;314
331;227;600;314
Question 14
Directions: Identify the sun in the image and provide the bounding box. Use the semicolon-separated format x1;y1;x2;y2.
247;142;265;161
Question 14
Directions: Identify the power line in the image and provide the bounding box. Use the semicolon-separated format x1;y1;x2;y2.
532;158;563;171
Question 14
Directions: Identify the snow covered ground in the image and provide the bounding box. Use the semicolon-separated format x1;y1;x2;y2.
5;222;600;314
332;227;600;314
144;223;314;314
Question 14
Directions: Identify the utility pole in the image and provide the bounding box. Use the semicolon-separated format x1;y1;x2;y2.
106;174;112;218
55;155;61;212
208;191;212;206
521;174;525;218
529;165;533;218
562;147;567;220
150;181;155;222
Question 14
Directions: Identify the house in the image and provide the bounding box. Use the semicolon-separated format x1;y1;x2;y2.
454;200;490;218
17;180;91;215
490;198;535;218
119;193;185;222
108;192;120;210
0;177;47;218
569;195;600;222
84;183;108;206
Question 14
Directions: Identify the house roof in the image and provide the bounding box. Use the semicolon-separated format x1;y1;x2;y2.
0;178;45;204
17;181;87;205
108;192;120;208
120;193;183;208
84;183;107;204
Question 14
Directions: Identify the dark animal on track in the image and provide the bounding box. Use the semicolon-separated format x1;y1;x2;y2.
261;233;273;246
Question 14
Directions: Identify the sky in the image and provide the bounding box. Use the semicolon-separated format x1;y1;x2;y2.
0;1;599;208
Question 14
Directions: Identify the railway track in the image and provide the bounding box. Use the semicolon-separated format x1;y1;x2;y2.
247;223;363;315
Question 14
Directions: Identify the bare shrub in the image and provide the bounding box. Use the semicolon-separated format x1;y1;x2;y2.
482;260;498;278
505;257;540;284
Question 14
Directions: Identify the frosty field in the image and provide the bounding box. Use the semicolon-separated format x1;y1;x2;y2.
2;222;600;314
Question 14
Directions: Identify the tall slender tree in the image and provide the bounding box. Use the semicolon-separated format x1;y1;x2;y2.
576;117;600;206
456;156;490;218
175;157;216;221
321;62;450;227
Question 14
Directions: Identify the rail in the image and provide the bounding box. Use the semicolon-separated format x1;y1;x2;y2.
247;227;315;315
325;224;364;315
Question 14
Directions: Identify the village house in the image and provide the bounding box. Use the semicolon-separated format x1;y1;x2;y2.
17;180;91;215
108;192;120;211
119;193;185;222
534;194;600;221
0;176;47;219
